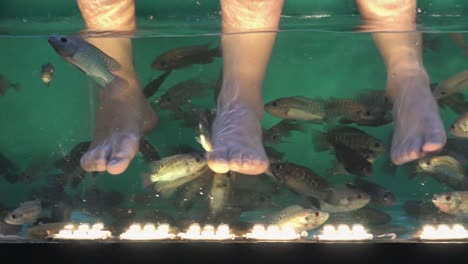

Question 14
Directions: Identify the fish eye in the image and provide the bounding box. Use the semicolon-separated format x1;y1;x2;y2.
164;97;171;103
451;124;455;129
441;91;446;95
11;214;16;219
195;157;201;162
314;211;320;217
364;110;371;116
259;196;266;202
271;102;278;107
275;164;282;170
357;194;362;199
160;60;168;68
60;37;67;43
425;160;431;166
383;193;390;200
272;134;278;140
446;195;452;201
374;142;381;148
305;216;309;221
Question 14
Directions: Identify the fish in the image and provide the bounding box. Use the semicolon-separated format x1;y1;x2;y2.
48;35;127;92
173;171;213;212
18;157;54;184
143;70;172;99
268;162;331;200
41;62;55;87
151;41;221;71
369;224;409;237
327;207;391;226
404;200;458;223
142;152;209;198
348;178;396;207
208;172;234;220
264;96;327;122
268;205;329;232
139;139;161;164
157;78;215;110
332;141;373;177
195;108;216;152
325;98;388;126
4;199;42;225
432;70;468;99
438;92;468;114
311;125;387;154
0;74;20;95
432;191;468;218
450;112;468;138
416;155;468;190
263;120;307;145
311;185;371;213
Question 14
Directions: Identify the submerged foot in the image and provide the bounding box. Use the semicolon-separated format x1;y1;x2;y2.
81;86;157;175
207;102;269;175
388;69;446;165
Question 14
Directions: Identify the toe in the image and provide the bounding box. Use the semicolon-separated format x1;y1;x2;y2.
107;134;139;175
81;145;109;172
406;137;424;162
207;148;230;174
423;129;446;153
240;153;269;175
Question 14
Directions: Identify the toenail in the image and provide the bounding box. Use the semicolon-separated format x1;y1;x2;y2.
109;158;122;165
214;158;227;163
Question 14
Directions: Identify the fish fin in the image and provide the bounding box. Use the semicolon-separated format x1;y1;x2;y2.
264;146;285;162
106;75;128;93
310;129;329;152
141;172;154;188
93;47;121;72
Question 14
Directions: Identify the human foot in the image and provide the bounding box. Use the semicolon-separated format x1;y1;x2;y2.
207;102;269;175
387;68;446;165
80;79;157;175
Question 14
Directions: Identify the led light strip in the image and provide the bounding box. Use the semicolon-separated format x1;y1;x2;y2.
243;225;306;240
120;224;176;240
53;223;112;240
177;224;236;240
316;224;373;241
419;224;468;240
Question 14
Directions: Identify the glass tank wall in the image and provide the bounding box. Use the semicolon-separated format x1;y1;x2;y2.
0;0;468;242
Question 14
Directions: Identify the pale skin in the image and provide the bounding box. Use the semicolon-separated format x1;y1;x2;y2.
77;0;446;175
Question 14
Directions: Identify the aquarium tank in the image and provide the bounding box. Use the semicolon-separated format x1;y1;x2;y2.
1;0;468;244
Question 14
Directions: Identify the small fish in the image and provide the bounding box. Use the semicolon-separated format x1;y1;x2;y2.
151;41;221;71
268;162;331;200
268;205;329;232
139;139;161;164
0;74;20;95
311;125;387;154
4;200;42;225
333;141;373;177
325;98;383;125
195;109;216;152
143;70;172;99
263;120;306;145
432;70;468;99
450;112;468;138
208;172;234;220
312;185;370;213
348;178;396;207
416;155;465;182
41;62;55;87
264;96;327;122
432;191;468;218
404;200;457;224
142;152;208;198
48;35;127;92
158;78;215;110
174;171;213;212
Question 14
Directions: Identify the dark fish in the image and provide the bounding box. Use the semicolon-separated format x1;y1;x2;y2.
263;120;306;145
151;41;221;71
139;139;161;163
143;70;172;99
229;189;273;211
333;141;373;177
173;171;213;212
264;96;327;122
348;178;396;207
0;74;20;96
449;112;468;138
438;92;468;114
350;207;392;226
54;141;91;173
158;78;215;110
268;162;331;200
433;70;468;99
41;62;55;87
404;200;457;224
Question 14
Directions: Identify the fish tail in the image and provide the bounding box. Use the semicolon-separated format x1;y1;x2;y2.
154;181;178;199
310;129;329;152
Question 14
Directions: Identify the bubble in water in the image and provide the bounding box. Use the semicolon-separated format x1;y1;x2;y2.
22;18;28;23
199;192;204;195
195;0;201;5
149;15;154;21
417;8;422;13
415;41;419;46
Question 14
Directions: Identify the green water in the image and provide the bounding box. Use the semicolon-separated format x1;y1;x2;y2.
1;1;468;241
